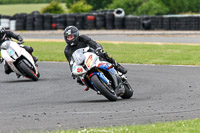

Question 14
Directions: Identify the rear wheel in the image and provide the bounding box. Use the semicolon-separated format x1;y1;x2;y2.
91;75;117;101
121;80;133;99
17;60;38;81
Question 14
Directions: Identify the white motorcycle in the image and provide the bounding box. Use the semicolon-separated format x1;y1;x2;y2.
71;47;133;101
0;40;40;81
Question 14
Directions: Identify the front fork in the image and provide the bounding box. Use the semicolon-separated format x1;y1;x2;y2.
88;72;111;93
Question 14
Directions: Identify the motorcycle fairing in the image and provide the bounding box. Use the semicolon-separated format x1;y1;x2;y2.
1;41;21;62
1;40;38;76
90;72;110;84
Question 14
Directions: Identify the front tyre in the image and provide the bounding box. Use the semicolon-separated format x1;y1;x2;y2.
17;60;38;81
121;80;133;99
91;75;117;101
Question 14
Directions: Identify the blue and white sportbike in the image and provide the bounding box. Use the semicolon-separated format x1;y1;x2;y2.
71;47;133;101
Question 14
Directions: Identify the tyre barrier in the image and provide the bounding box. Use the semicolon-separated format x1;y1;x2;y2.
114;8;125;29
105;12;114;29
34;14;43;30
2;10;200;31
96;13;105;29
52;15;58;30
16;13;27;30
86;14;96;29
67;14;76;27
76;14;85;29
148;16;163;30
26;14;34;30
141;16;151;30
125;15;141;30
57;14;66;30
43;13;52;30
114;8;125;18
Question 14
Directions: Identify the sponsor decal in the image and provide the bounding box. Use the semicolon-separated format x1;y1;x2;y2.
86;55;93;68
9;50;14;56
73;66;76;71
77;67;83;73
98;63;107;68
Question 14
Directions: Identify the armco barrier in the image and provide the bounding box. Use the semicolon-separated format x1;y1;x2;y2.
2;11;200;31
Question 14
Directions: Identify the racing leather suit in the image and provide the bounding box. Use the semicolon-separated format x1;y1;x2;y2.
64;35;127;74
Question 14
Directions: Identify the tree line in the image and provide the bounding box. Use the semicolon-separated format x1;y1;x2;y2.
66;0;200;15
1;0;200;15
108;0;200;15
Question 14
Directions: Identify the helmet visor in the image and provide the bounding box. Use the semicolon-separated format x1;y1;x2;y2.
67;35;75;41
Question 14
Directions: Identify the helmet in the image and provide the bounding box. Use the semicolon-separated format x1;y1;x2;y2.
0;26;6;41
64;26;79;46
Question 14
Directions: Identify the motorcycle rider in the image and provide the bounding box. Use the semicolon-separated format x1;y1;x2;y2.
64;26;127;95
0;26;37;75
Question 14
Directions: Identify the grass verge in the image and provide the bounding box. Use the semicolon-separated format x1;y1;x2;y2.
0;3;67;15
25;41;200;65
43;119;200;133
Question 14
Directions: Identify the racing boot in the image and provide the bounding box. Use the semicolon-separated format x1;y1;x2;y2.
16;73;21;78
32;56;38;63
115;63;127;74
77;77;84;85
22;46;38;63
104;55;127;74
4;62;13;75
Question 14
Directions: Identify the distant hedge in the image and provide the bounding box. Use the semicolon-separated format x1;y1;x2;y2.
0;0;65;4
109;0;200;15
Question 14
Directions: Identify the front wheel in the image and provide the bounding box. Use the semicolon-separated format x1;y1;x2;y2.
17;60;39;81
121;80;133;99
91;75;117;101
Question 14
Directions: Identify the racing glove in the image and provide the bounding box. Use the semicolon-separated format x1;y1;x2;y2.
71;73;77;79
17;35;24;44
94;47;103;56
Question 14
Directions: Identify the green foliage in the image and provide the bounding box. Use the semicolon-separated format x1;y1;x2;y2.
136;0;169;15
109;0;200;15
65;0;112;10
65;0;78;8
41;1;65;14
85;0;112;10
68;0;92;13
160;0;200;14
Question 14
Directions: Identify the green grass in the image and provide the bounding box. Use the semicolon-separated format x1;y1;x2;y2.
103;43;200;65
38;119;200;133
0;3;67;15
26;41;200;65
27;41;67;62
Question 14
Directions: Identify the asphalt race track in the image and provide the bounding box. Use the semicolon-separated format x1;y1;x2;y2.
0;62;200;132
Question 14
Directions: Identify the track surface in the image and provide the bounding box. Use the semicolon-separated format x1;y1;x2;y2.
17;30;200;44
0;62;200;132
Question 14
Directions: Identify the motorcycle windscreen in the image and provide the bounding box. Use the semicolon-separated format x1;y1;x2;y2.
72;48;85;65
1;41;19;61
